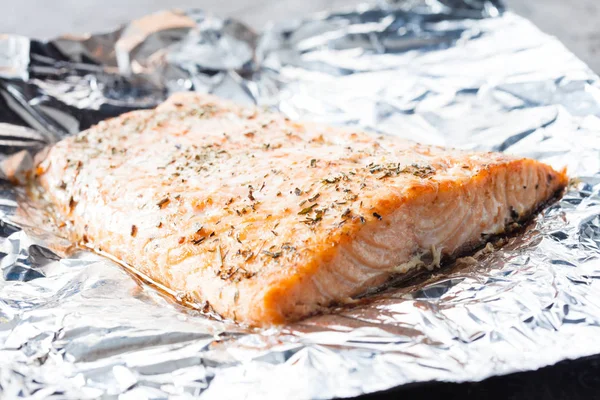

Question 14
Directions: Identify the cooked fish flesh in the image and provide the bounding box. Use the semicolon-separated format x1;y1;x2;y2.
33;92;568;326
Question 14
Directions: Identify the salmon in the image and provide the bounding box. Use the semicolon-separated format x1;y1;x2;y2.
33;92;568;326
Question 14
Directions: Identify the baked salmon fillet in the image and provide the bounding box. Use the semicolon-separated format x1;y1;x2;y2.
33;92;567;326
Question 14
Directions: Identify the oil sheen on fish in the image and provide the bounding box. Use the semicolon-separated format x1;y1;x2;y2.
34;92;568;326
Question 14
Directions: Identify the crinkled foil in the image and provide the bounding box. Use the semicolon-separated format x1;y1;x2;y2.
1;1;600;399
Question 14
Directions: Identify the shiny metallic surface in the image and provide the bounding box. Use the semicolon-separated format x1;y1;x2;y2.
1;1;600;398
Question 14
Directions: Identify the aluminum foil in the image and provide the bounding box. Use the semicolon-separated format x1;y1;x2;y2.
1;1;600;398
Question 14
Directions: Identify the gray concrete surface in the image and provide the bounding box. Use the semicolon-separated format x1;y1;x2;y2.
1;0;599;73
505;0;600;73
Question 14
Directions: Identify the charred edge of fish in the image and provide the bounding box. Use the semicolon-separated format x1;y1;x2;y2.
201;300;213;314
509;206;519;221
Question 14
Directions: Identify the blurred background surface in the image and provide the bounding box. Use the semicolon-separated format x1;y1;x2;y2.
1;0;599;72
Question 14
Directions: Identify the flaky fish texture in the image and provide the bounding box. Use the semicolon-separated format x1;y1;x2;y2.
35;93;568;326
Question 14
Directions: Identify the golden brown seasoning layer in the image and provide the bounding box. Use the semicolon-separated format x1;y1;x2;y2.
35;92;568;326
